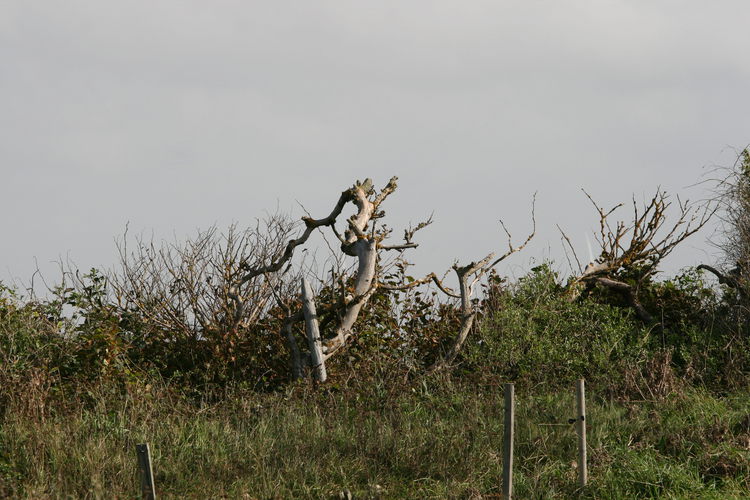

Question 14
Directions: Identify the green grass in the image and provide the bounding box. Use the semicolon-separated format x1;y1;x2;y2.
1;378;747;499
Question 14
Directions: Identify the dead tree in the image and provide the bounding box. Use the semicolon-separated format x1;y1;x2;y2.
431;216;535;371
237;177;421;381
561;189;712;323
250;178;535;379
380;198;536;372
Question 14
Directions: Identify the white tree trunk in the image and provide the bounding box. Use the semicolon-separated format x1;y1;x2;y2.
325;238;378;356
301;277;326;382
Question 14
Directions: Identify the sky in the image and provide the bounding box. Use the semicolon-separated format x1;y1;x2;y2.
2;1;750;292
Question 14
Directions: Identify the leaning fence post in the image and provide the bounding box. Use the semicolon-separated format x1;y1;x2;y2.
575;379;588;488
136;443;156;500
502;383;515;499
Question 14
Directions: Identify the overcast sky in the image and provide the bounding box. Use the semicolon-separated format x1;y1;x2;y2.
2;1;749;291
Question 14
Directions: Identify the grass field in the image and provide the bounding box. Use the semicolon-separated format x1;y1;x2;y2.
1;374;748;499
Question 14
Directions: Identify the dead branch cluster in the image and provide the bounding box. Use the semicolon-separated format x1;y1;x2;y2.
561;189;712;323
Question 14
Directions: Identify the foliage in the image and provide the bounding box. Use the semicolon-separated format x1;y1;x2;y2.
464;264;641;385
327;260;461;375
2;254;747;396
580;266;750;389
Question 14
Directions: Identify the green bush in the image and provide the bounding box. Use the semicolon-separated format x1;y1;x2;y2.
628;269;748;388
464;264;643;385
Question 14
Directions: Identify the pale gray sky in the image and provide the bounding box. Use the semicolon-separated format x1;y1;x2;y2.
2;1;749;289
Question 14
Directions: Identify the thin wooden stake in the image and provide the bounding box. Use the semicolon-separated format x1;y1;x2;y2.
502;383;515;499
136;443;156;500
575;379;588;488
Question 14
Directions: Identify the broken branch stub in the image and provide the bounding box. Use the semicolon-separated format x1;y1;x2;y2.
301;277;326;383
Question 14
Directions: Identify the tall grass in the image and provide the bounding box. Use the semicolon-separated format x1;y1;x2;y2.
0;377;748;498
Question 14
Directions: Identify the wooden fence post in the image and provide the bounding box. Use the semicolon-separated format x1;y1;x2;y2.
502;383;515;499
575;379;588;488
136;443;156;500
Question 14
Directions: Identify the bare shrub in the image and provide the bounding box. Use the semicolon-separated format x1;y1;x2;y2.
700;148;750;300
108;215;302;381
